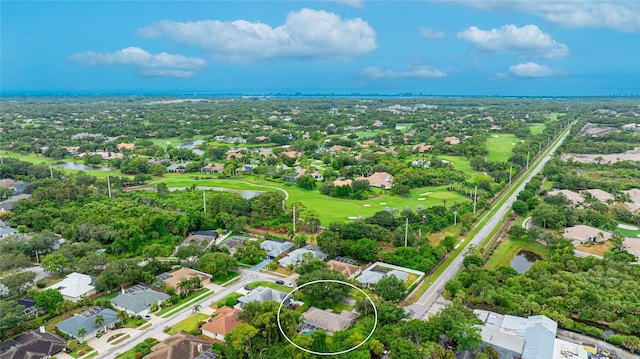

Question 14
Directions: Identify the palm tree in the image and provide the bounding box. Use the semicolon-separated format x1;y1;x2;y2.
193;304;201;327
117;310;128;326
77;328;87;343
94;314;106;333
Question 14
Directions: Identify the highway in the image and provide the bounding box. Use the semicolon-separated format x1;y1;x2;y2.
405;128;571;320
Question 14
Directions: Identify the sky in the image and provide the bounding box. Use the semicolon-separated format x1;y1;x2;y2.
1;1;639;96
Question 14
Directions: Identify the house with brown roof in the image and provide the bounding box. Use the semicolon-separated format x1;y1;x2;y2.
359;172;394;189
563;225;613;245
146;332;212;359
202;307;243;341
201;163;225;174
0;328;66;359
444;136;460;145
326;260;362;280
117;143;135;151
413;144;433;153
281;151;298;159
582;189;614;203
162;268;211;294
333;179;352;187
547;190;585;205
226;152;244;160
300;307;359;335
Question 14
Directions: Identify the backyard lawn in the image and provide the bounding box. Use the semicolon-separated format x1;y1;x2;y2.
486;134;521;163
616;223;640;238
166;313;204;335
530;123;546;135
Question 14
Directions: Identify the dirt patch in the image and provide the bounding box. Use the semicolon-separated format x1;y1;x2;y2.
561;147;640;164
576;241;613;256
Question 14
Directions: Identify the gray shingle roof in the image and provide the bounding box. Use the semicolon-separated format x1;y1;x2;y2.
55;307;117;339
111;286;169;314
237;286;288;306
260;240;294;258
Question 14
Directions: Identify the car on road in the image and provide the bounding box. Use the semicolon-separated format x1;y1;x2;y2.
244;285;252;291
142;314;152;320
285;282;295;288
275;279;285;285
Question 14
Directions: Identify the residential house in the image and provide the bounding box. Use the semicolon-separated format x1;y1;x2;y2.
281;151;298;159
278;245;327;268
332;179;352;187
45;272;95;302
201;307;242;341
413;144;433;153
200;164;225;174
547;190;585;205
56;307;118;340
237;286;289;308
167;163;189;173
563;225;613;244
623;188;640;211
260;240;294;259
110;285;169;316
356;269;407;286
358;172;393;189
161;268;211;294
0;226;17;239
0;194;31;212
326;260;361;280
146;332;213;359
226;152;244;160
299;307;359;335
16;297;46;316
117;143;135;151
219;236;256;254
582;189;614;203
310;172;324;181
0;328;66;359
182;230;219;248
444;136;460;145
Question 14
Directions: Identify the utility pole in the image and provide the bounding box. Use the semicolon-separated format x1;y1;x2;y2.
509;165;513;188
107;175;112;198
547;134;550;146
526;151;530;170
0;156;3;165
453;210;457;225
49;164;53;178
203;191;206;214
473;186;478;214
292;205;296;234
404;217;409;247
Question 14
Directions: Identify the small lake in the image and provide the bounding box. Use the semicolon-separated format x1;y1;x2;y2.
510;250;542;274
228;146;275;152
54;162;113;171
168;186;264;199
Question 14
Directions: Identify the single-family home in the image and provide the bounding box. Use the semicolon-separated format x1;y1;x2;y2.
237;286;289;308
326;260;362;280
563;225;613;244
219;236;256;254
413;144;433;153
201;307;243;341
0;328;66;359
200;164;225;174
299;307;359;335
110;285;169;316
582;189;615;203
311;172;324;181
16;297;46;316
167;163;189;173
145;332;213;359
278;245;327;268
361;172;393;189
332;179;352;187
547;190;585;205
444;136;460;145
160;268;211;294
226;152;244;160
0;226;17;239
46;272;95;302
260;240;294;259
356;269;408;286
56;307;118;340
117;143;135;151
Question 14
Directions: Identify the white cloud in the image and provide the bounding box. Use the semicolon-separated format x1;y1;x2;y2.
137;8;377;62
507;62;567;78
458;24;569;59
364;64;446;80
69;47;206;78
334;0;364;8
458;1;640;32
420;27;445;40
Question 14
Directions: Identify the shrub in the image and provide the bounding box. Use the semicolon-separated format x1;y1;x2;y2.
36;280;46;288
225;297;238;307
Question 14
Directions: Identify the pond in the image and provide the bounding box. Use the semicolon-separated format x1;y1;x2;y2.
54;162;113;171
168;186;264;199
510;250;542;274
228;146;275;152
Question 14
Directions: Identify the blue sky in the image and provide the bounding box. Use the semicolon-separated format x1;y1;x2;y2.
2;1;639;95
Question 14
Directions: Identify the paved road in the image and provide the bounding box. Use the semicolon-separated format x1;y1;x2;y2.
405;129;571;320
93;268;285;359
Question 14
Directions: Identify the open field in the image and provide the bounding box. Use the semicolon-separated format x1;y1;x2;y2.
616;223;640;238
486;134;521;163
576;241;613;256
156;174;470;223
485;237;550;270
166;313;202;335
1;151;56;164
431;155;477;176
530;123;546;135
353;130;384;139
148;135;205;148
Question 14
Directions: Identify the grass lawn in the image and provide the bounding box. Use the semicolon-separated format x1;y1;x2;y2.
530;123;546;135
156;288;211;317
486;134;521;163
353;130;384;139
216;292;243;308
247;281;291;293
0;151;56;164
485;237;550;271
419;155;477;177
212;271;240;285
156;174;470;223
546;113;565;121
166;313;203;335
616;224;640;238
149;135;206;148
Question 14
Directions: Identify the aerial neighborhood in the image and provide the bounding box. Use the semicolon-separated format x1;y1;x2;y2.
0;97;639;359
